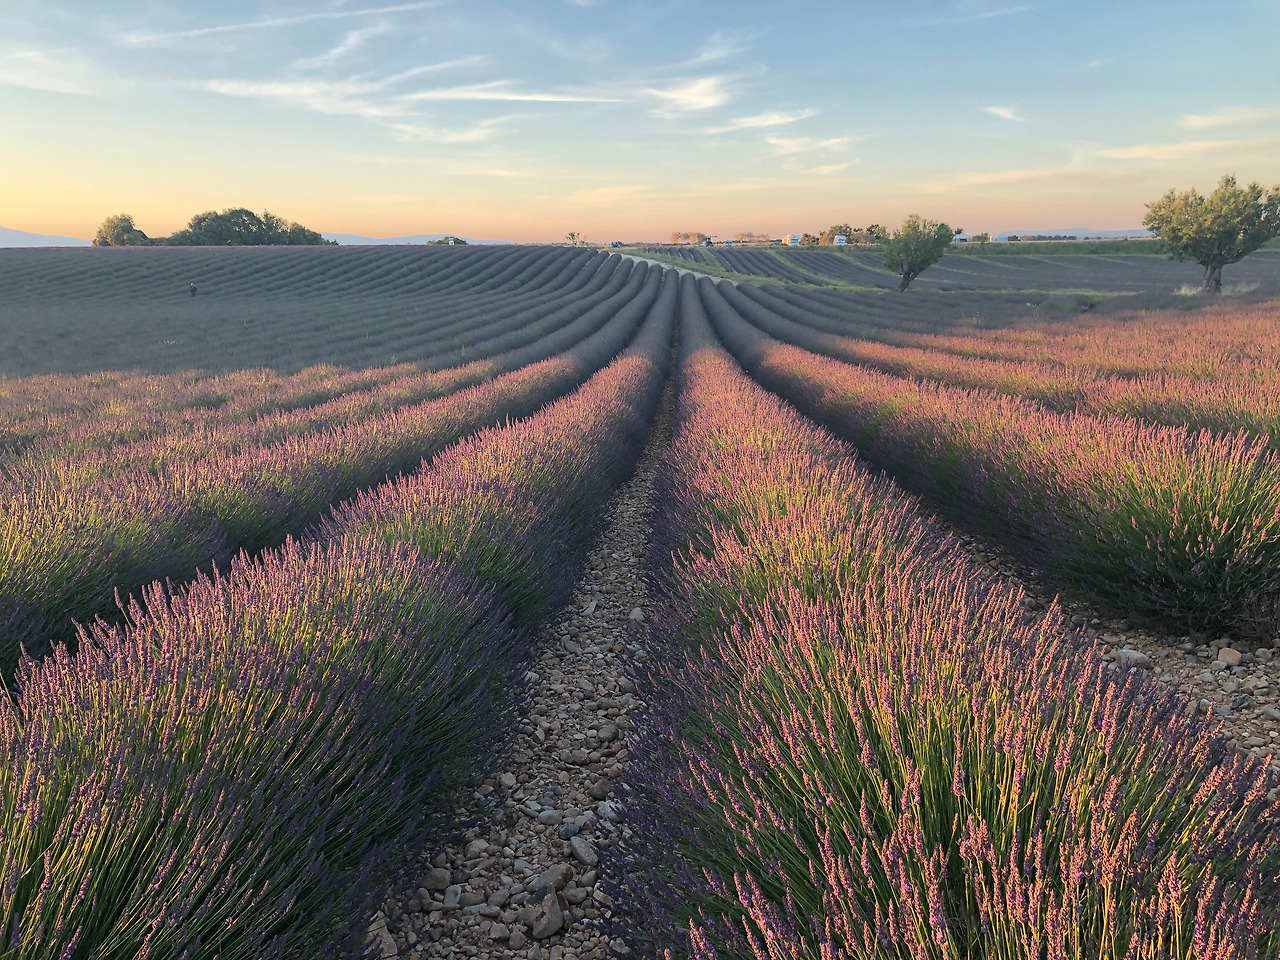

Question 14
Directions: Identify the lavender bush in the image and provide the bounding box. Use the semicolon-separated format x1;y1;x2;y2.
700;277;1280;633
0;271;676;958
0;262;662;673
624;279;1280;959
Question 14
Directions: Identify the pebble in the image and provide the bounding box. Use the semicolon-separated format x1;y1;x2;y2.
597;800;623;822
368;917;398;959
421;867;451;891
570;836;599;867
530;886;564;939
1117;648;1150;670
539;864;573;891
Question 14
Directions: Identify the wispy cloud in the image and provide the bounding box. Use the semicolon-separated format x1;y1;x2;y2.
0;46;119;96
907;2;1039;26
293;24;393;69
199;59;488;117
386;117;518;143
120;2;444;46
1179;105;1280;130
397;80;623;103
644;76;732;115
809;163;849;175
200;77;403;119
984;105;1027;121
765;135;851;155
707;108;816;134
917;137;1275;193
198;59;519;143
1095;138;1260;160
686;31;749;66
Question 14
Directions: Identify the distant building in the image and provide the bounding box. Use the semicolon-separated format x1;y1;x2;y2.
787;235;800;246
833;235;848;245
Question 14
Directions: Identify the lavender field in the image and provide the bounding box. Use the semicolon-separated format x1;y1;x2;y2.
1;246;1278;959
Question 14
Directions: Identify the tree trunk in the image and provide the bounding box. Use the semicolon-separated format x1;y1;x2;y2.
898;263;916;291
1202;261;1223;293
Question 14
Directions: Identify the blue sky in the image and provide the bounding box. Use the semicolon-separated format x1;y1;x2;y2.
1;0;1278;240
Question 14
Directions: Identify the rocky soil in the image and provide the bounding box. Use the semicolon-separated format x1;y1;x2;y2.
363;388;671;960
955;532;1280;793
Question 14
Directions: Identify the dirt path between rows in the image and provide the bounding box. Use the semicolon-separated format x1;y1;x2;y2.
363;384;672;960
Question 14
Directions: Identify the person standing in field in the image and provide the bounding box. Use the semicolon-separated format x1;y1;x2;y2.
189;282;197;297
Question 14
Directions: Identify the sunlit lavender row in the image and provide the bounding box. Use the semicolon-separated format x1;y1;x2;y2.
725;283;1280;442
0;262;661;672
700;278;1280;633
624;274;1280;959
0;270;676;959
742;283;1280;381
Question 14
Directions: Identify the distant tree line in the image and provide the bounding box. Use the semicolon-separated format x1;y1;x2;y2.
94;209;334;247
816;223;888;245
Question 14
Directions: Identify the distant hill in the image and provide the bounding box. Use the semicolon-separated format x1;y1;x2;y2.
323;232;510;246
994;228;1152;240
0;226;92;248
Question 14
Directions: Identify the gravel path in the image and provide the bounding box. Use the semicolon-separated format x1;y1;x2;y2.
363;385;671;960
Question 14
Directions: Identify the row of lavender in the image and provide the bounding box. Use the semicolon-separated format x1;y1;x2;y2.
0;244;578;444
727;282;1280;442
0;247;613;463
739;282;1280;379
0;261;662;673
9;253;639;483
698;278;1280;634
623;275;1279;959
0;271;676;959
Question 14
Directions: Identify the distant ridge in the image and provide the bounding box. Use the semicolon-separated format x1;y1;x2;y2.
0;226;92;248
994;227;1152;240
323;232;511;246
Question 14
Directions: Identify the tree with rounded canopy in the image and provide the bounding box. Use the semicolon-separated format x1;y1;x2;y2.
1144;174;1280;292
820;223;854;245
166;208;331;246
881;215;955;291
93;214;151;247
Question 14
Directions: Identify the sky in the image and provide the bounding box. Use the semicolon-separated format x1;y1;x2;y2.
2;0;1279;242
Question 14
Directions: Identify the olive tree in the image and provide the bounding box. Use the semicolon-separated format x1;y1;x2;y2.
881;215;955;291
1144;174;1280;292
93;214;150;247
